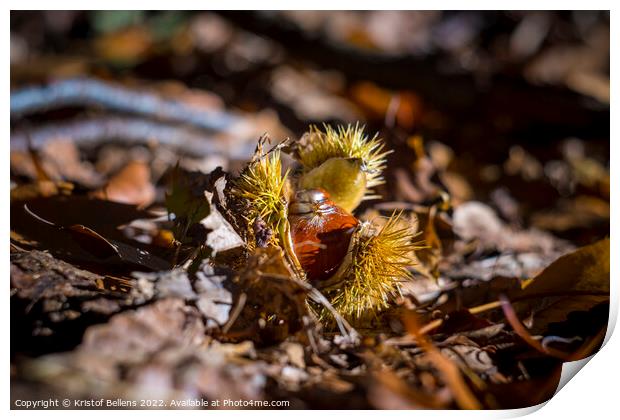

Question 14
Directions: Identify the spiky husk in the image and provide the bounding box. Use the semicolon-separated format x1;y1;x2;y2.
297;123;390;196
232;148;289;246
321;212;420;320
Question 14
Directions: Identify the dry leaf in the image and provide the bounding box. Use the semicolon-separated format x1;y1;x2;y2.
512;238;609;334
94;160;155;207
201;189;244;255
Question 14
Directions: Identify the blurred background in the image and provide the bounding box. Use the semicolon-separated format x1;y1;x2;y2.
11;11;610;245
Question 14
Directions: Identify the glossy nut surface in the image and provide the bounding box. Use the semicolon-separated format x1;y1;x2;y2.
288;188;358;281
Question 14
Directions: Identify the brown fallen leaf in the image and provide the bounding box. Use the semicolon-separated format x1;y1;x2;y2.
94;160;155;208
10;145;76;200
511;238;609;335
10;180;73;201
11;140;103;188
40;139;104;187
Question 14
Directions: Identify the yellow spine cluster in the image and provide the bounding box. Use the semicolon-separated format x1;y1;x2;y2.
232;148;289;245
297;123;390;198
324;212;420;320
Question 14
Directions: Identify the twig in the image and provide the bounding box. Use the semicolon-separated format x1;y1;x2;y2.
426;290;608;334
11;78;241;132
10;117;256;159
499;295;571;361
222;292;247;333
391;290;608;344
500;295;606;362
411;301;505;337
308;288;359;343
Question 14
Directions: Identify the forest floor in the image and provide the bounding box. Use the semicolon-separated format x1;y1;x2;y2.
10;11;610;409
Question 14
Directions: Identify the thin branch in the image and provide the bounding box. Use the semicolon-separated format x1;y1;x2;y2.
390;290;608;344
499;295;571;361
11;78;241;132
222;292;247;333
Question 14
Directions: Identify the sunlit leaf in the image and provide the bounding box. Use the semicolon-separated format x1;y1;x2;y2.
512;238;609;334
